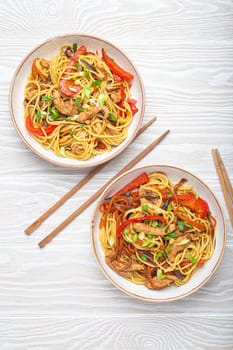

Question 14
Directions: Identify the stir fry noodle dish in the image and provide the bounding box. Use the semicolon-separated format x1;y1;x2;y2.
99;171;216;290
24;43;138;160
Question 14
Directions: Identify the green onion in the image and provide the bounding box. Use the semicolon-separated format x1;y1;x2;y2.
165;236;174;243
177;238;190;245
123;228;129;235
165;225;170;233
132;233;137;242
35;109;41;123
78;107;85;112
140;254;147;262
167;203;172;212
142;241;151;247
72;43;77;52
49;107;61;120
79;123;85;128
74;63;82;71
141;203;149;211
108;113;117;122
151;220;158;228
178;220;184;231
157;268;166;280
70;129;76;136
84;70;90;78
148;242;156;248
147;233;153;239
91;79;102;87
158;273;166;280
108;235;115;247
60;146;66;157
42;95;54;101
97;93;107;107
167;194;172;198
166;232;178;238
184;222;192;228
75;97;81;106
162;251;168;259
138;232;145;240
156;252;162;259
189;255;198;264
81;87;91;99
165;244;171;253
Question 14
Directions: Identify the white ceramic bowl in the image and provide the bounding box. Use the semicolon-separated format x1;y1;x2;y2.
9;33;145;168
91;165;226;302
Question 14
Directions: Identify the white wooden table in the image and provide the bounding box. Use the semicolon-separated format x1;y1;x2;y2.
1;0;232;349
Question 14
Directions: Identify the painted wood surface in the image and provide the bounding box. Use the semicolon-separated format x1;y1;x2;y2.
0;0;232;349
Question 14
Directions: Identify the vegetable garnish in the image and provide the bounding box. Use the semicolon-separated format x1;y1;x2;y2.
25;116;56;136
140;254;147;262
175;193;209;219
72;43;77;52
127;98;138;115
102;48;134;81
189;255;198;264
141;203;149;211
42;95;55;101
174;209;206;231
35;110;41;123
97;93;107;107
108;112;117;122
91;79;102;87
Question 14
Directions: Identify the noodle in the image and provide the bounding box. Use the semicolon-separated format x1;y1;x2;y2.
99;171;216;290
24;43;138;161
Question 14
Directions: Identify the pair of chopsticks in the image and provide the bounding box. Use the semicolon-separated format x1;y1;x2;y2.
212;148;233;227
25;116;170;248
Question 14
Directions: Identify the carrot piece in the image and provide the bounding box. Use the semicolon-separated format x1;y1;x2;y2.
174;209;206;231
115;172;150;195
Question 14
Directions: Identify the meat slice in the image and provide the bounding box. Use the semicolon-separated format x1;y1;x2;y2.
145;274;177;290
168;235;190;262
133;222;166;236
53;90;78;116
77;105;100;123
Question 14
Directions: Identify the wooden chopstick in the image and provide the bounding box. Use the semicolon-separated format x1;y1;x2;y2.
212;148;233;227
25;116;157;235
38;129;170;248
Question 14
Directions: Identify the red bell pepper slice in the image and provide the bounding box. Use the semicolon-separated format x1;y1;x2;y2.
127;98;138;115
116;215;167;238
197;259;205;267
102;48;134;81
25;116;57;136
175;193;209;219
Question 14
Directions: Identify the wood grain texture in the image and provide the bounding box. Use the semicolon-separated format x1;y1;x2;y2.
0;316;232;350
0;0;233;348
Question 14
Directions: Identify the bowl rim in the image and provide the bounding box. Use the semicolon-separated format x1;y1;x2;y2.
9;32;145;168
91;164;227;302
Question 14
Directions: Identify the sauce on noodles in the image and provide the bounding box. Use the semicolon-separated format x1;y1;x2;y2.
99;171;216;290
24;43;138;161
